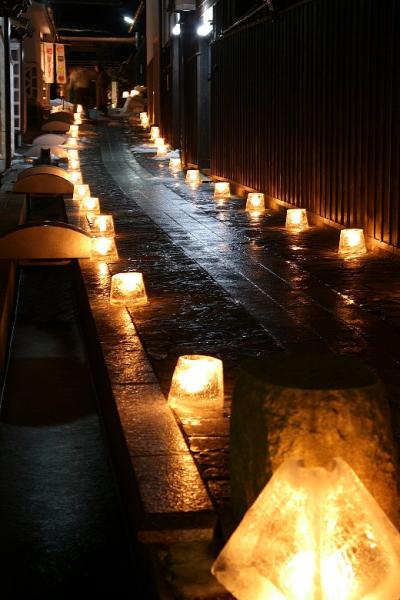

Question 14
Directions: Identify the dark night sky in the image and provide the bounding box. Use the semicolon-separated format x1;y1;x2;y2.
49;0;140;37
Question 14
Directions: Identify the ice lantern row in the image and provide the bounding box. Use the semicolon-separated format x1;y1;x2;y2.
168;355;223;411
212;457;400;600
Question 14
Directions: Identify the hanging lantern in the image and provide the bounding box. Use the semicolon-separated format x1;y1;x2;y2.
212;457;400;600
286;208;309;231
214;182;230;198
91;214;115;237
338;229;367;258
168;355;224;411
150;126;160;141
68;169;83;185
169;158;181;171
122;91;130;99
185;169;201;184
68;158;80;171
81;196;100;214
246;192;265;212
76;104;83;114
110;272;148;307
73;183;91;203
91;237;119;260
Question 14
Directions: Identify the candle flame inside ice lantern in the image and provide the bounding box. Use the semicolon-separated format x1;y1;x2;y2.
110;272;148;306
69;158;80;170
68;170;82;184
212;457;400;600
81;196;100;214
91;214;115;237
168;355;224;411
246;192;265;211
185;169;201;184
150;126;160;140
339;228;367;258
157;145;168;157
214;181;230;198
91;237;118;260
169;158;181;171
68;148;79;161
69;124;79;138
73;183;90;202
286;208;309;231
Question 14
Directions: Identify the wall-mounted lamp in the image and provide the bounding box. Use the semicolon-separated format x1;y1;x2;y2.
197;6;213;36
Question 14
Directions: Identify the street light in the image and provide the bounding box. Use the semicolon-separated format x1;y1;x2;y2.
197;7;213;36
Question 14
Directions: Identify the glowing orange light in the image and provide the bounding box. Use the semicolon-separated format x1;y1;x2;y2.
130;89;139;97
140;112;148;121
169;158;181;171
154;137;165;147
69;158;80;170
68;169;83;184
73;183;91;203
168;355;224;411
246;192;265;211
66;137;78;148
212;458;400;600
91;214;115;237
286;208;309;231
214;181;230;198
150;126;160;141
185;169;201;184
338;229;367;258
76;104;83;114
68;124;79;138
73;113;82;125
67;148;79;161
156;145;168;157
122;91;129;99
91;237;118;260
81;196;100;214
110;272;148;306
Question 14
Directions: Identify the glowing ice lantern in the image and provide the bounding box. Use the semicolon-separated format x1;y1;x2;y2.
67;137;78;148
246;192;265;211
122;91;129;99
91;237;118;261
91;214;115;237
214;182;230;198
140;112;147;121
69;124;79;138
69;158;80;170
168;355;224;411
150;126;160;141
81;196;100;214
74;113;82;125
68;148;79;161
154;137;165;147
212;457;400;600
76;104;83;114
110;272;148;307
169;157;181;171
73;183;90;203
130;89;139;97
185;169;201;184
68;170;82;184
339;228;367;258
286;208;309;231
157;145;168;157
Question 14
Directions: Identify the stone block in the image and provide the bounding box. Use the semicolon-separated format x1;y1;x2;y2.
231;353;399;526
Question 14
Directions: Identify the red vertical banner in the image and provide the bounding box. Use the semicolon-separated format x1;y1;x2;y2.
55;44;66;84
42;42;54;83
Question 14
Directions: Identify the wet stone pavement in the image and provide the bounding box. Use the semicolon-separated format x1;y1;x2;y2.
80;118;400;514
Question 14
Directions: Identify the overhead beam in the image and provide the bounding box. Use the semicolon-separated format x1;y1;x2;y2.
59;35;136;43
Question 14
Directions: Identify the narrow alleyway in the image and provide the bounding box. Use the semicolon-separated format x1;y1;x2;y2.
80;117;400;513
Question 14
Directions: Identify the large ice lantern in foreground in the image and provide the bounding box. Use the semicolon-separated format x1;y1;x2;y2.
212;458;400;600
